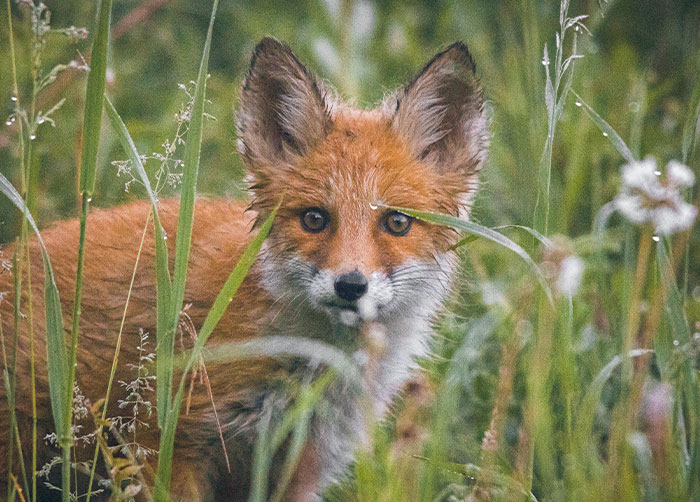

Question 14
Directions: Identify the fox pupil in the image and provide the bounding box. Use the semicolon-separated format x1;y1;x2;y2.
301;208;328;232
384;211;412;236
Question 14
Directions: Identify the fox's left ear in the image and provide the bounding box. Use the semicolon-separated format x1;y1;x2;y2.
389;42;488;176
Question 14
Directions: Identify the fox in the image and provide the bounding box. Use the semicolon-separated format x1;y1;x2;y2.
0;38;488;501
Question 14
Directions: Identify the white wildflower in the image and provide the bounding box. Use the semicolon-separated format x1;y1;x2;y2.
557;255;585;296
666;160;695;187
614;157;698;235
542;236;585;298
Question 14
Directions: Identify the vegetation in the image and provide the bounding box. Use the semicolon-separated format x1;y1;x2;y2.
1;0;699;501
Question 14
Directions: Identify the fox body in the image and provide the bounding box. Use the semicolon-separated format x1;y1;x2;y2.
0;39;488;501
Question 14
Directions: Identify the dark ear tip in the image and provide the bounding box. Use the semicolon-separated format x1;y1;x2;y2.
254;37;289;54
439;41;478;74
251;37;295;63
243;37;297;91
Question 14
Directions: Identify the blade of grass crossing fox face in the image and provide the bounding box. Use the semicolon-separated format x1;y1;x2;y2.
451;224;553;251
0;173;68;449
380;205;554;304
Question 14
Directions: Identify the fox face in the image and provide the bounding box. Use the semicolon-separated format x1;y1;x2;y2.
237;38;488;335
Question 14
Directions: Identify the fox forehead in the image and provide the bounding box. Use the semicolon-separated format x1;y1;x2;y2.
277;112;464;216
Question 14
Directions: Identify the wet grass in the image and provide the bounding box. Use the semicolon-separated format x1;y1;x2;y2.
1;0;699;501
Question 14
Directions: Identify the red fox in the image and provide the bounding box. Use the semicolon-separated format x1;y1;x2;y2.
0;38;488;501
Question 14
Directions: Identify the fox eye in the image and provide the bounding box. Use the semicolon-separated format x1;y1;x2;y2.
383;211;412;236
300;208;329;233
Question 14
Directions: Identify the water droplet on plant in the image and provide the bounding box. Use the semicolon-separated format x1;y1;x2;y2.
5;120;11;126
29;134;36;140
602;132;608;137
87;197;93;203
37;117;45;124
163;235;167;240
11;95;17;102
652;235;660;242
673;339;680;346
575;102;582;107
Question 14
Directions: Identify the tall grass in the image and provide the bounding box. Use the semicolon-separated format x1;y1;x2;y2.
61;1;112;500
1;0;699;501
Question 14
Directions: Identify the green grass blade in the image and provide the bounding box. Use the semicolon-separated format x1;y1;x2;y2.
200;337;360;384
79;0;112;195
104;94;173;429
656;241;691;352
681;54;700;164
255;370;336;502
575;348;652;447
572;90;635;163
65;2;113;496
104;97;161;212
161;0;220;426
451;224;553;250
0;172;68;447
170;2;218;312
380;205;554;304
153;203;276;501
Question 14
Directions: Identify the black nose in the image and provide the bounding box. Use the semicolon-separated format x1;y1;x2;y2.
334;270;368;301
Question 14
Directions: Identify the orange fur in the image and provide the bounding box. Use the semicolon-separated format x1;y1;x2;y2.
0;38;488;501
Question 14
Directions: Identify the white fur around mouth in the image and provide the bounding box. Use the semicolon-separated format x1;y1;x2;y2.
322;296;381;327
322;301;362;326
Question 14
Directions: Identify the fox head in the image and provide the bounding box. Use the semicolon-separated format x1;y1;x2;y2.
237;38;488;330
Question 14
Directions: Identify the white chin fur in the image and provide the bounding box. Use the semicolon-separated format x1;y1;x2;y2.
338;308;361;326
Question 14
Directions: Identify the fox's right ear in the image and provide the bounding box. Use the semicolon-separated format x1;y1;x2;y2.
236;38;331;170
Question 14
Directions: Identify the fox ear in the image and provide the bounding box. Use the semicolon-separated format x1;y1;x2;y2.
237;38;331;167
390;42;488;175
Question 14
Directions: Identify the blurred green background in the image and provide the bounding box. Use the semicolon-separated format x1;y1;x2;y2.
2;2;700;500
1;0;698;244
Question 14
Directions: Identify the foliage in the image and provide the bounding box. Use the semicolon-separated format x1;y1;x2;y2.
1;0;699;501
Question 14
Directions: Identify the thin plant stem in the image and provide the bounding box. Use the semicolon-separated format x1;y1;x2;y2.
22;235;37;502
5;0;28;499
63;0;111;497
84;211;152;502
21;8;42;498
62;193;89;501
623;228;653;359
1;319;30;502
625;229;694;424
